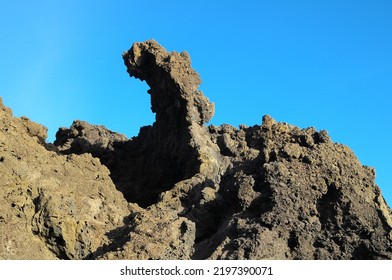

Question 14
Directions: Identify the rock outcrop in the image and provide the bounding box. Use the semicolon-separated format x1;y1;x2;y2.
1;40;391;260
0;98;130;259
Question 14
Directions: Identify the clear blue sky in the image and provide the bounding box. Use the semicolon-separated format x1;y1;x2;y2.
1;0;391;206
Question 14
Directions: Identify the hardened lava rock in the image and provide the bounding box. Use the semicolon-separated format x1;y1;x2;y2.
1;40;391;260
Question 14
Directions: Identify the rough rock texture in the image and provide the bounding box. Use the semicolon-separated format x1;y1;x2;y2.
54;120;128;155
1;40;392;260
56;40;221;209
0;98;130;259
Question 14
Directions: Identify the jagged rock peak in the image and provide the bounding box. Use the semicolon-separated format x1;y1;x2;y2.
55;41;220;208
2;40;392;260
122;39;214;125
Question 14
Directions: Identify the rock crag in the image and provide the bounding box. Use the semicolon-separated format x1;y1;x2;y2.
1;40;391;259
0;98;129;259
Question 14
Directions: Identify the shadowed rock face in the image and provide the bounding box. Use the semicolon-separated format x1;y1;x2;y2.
1;40;391;260
55;40;220;208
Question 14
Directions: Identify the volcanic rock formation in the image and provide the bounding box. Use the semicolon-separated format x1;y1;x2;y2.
1;40;391;259
0;98;129;259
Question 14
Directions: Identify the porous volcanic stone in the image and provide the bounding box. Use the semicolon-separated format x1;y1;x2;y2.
2;40;391;260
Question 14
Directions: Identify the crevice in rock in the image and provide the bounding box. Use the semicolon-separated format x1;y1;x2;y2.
351;242;375;260
317;181;342;231
288;230;299;252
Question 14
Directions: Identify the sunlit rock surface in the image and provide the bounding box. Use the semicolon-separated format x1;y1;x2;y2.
1;40;391;259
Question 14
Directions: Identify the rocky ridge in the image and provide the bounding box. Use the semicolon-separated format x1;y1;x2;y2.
1;40;391;259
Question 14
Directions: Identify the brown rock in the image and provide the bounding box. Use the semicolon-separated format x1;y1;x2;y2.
2;40;391;260
55;39;222;209
0;98;130;260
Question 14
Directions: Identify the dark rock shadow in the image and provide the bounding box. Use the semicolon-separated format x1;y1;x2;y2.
84;214;134;260
54;125;200;208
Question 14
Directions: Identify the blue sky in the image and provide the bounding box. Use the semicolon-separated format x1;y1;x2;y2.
0;0;391;206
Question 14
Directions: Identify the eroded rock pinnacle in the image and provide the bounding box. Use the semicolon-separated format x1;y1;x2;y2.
123;39;214;125
1;40;391;260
